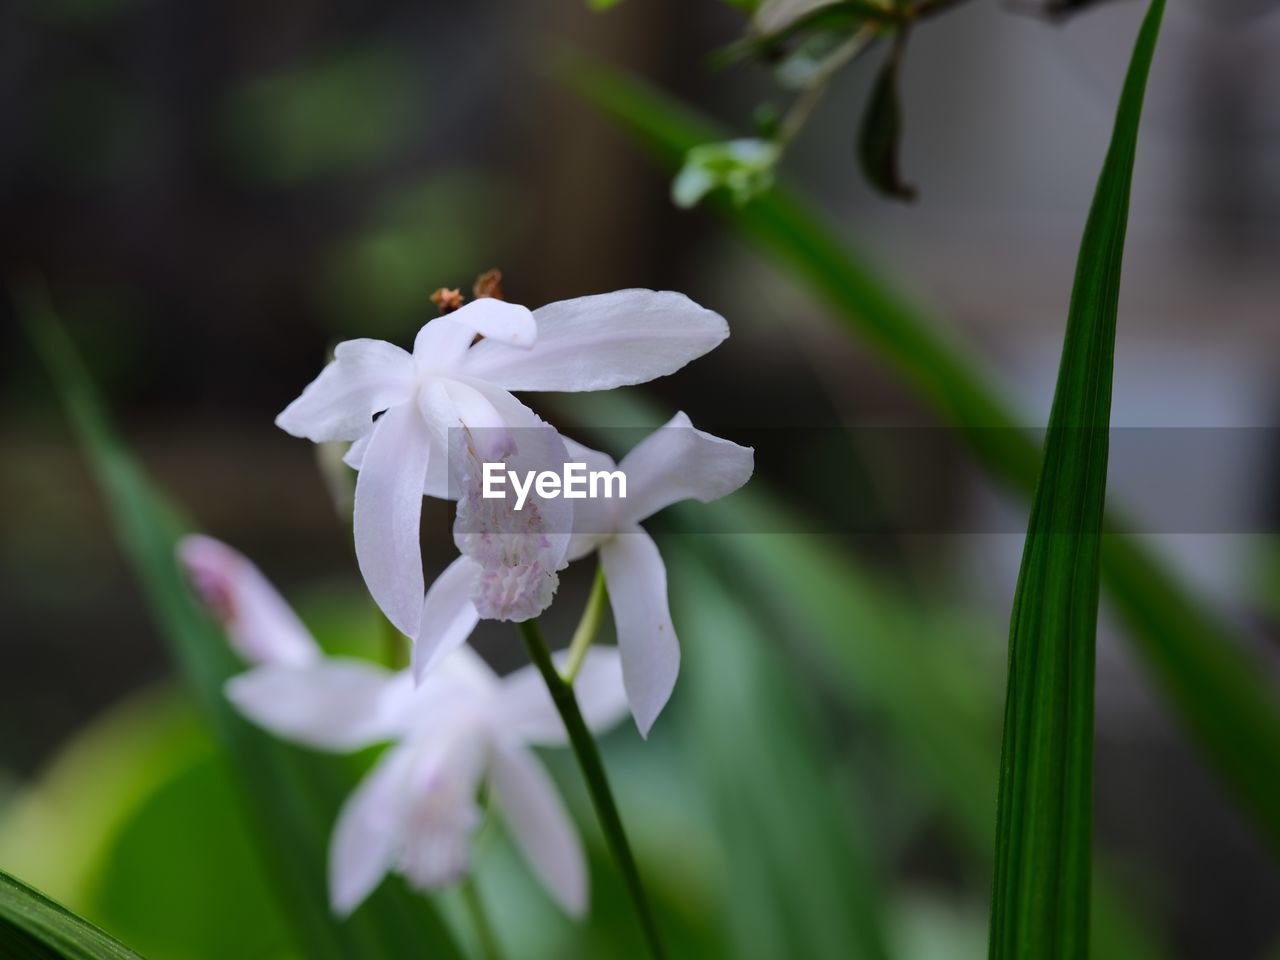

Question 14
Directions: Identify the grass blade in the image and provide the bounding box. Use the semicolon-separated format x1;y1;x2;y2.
21;289;462;960
559;46;1280;860
0;870;146;960
989;2;1164;956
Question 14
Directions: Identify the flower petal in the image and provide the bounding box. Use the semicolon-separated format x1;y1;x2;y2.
225;661;409;751
414;300;536;376
353;403;431;638
563;437;620;558
617;411;754;525
489;743;588;917
413;557;482;684
276;339;415;442
177;535;319;667
329;743;415;916
497;647;629;746
599;528;678;737
458;290;728;392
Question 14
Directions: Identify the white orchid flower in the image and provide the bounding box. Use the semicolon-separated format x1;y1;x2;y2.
275;291;729;641
178;535;628;917
414;412;754;736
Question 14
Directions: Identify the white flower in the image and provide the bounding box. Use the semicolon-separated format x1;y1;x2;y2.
178;535;628;917
414;413;754;736
275;291;729;640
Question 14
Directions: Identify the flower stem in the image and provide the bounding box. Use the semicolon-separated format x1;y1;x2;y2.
515;618;666;960
562;566;609;683
460;876;504;960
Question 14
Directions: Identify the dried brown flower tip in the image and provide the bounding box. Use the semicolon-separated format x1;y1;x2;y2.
431;287;466;314
473;268;504;301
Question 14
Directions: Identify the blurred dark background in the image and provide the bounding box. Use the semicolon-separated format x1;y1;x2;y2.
2;1;1279;957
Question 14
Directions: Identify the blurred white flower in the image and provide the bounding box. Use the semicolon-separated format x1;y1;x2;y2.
275;291;729;640
178;535;628;917
415;412;754;737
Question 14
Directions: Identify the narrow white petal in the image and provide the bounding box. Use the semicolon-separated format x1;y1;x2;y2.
276;339;415;442
449;298;537;348
329;743;415;916
489;743;588;917
458;290;728;392
354;403;431;638
617;411;754;524
225;661;408;751
599;528;679;737
177;535;319;667
413;557;482;684
497;647;629;746
562;437;621;557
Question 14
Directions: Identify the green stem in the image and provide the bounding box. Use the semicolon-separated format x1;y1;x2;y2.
460;877;503;960
515;619;666;960
563;566;609;683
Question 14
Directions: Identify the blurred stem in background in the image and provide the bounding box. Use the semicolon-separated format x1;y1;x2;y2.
460;877;504;960
563;566;609;683
515;619;666;960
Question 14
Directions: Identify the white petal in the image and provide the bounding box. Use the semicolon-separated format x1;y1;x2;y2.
617;411;754;524
413;557;482;684
458;290;728;392
563;437;620;559
489;743;588;917
276;339;415;442
599;528;678;738
342;433;370;470
329;743;415;916
225;661;408;751
345;418;453;502
448;298;537;348
353;403;431;639
497;647;629;746
177;535;319;667
413;300;536;376
396;732;487;891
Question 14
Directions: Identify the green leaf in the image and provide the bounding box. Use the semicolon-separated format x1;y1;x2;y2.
669;549;892;960
21;289;463;960
989;1;1164;956
672;138;779;209
857;38;915;200
560;49;1280;862
0;870;145;960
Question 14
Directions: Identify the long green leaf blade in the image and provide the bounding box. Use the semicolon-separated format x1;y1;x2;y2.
989;2;1164;956
0;870;146;960
560;46;1280;859
22;292;462;960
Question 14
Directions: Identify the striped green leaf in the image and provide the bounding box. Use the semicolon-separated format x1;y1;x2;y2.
989;2;1165;956
560;43;1280;862
23;292;462;960
0;869;145;960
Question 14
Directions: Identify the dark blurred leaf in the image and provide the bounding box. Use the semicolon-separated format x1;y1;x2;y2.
220;48;414;184
22;290;462;960
858;40;915;200
990;2;1164;956
0;870;145;960
563;55;1280;863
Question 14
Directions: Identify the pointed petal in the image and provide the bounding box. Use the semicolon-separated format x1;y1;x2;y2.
354;403;431;638
497;647;629;746
276;339;415;442
489;743;588;917
346;418;452;501
225;661;410;751
413;557;482;683
178;535;319;667
458;290;728;392
329;743;415;916
599;528;679;737
617;411;754;524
